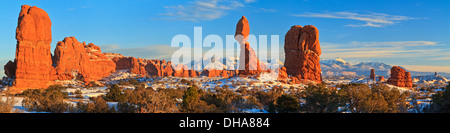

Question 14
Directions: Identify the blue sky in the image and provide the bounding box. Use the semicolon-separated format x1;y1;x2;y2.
1;0;450;76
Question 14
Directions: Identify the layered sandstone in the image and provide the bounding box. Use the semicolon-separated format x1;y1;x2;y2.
110;54;192;78
144;59;175;77
112;56;147;76
387;66;413;88
284;25;322;83
235;16;267;75
8;5;55;90
174;64;191;77
202;69;235;78
53;37;116;82
5;5;213;92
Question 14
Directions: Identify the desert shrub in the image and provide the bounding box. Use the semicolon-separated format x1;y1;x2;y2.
104;84;125;102
0;97;21;113
74;90;82;95
118;88;178;113
134;83;147;91
77;96;116;113
338;83;409;113
236;87;250;95
118;80;129;86
240;95;263;110
300;84;342;113
371;84;410;113
21;85;73;113
201;89;245;113
425;83;450;113
128;78;140;86
223;85;230;90
158;88;184;100
181;86;217;113
256;87;284;112
273;94;299;113
180;79;190;85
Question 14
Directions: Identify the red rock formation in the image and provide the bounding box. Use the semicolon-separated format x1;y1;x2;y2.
405;72;413;87
235;16;267;76
370;69;376;81
112;56;147;76
378;76;385;82
278;67;288;80
53;37;116;82
202;69;221;77
173;64;191;77
190;69;199;77
284;25;322;83
162;61;174;77
387;66;413;88
145;60;162;76
109;54;191;78
201;69;234;78
8;5;55;91
235;16;250;45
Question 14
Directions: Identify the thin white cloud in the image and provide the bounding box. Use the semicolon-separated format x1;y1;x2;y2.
258;8;277;13
355;41;442;47
244;0;257;3
321;41;448;60
402;65;450;73
293;12;418;27
160;0;245;21
429;53;450;60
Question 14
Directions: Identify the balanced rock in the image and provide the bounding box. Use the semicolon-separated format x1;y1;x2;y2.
284;25;322;83
387;66;413;88
235;16;267;76
4;61;16;78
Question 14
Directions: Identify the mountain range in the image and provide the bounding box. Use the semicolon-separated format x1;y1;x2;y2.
186;57;450;78
320;58;450;77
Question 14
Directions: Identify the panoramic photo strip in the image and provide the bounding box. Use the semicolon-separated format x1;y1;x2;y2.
1;0;449;131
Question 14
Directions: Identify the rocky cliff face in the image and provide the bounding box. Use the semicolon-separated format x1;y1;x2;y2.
111;56;147;76
53;37;116;82
7;5;55;91
110;54;202;78
5;5;118;92
387;66;413;88
284;25;322;83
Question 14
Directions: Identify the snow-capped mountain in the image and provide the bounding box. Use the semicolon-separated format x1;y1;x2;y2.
320;57;355;71
320;58;392;77
186;56;283;71
413;73;449;84
320;58;450;78
182;57;450;78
